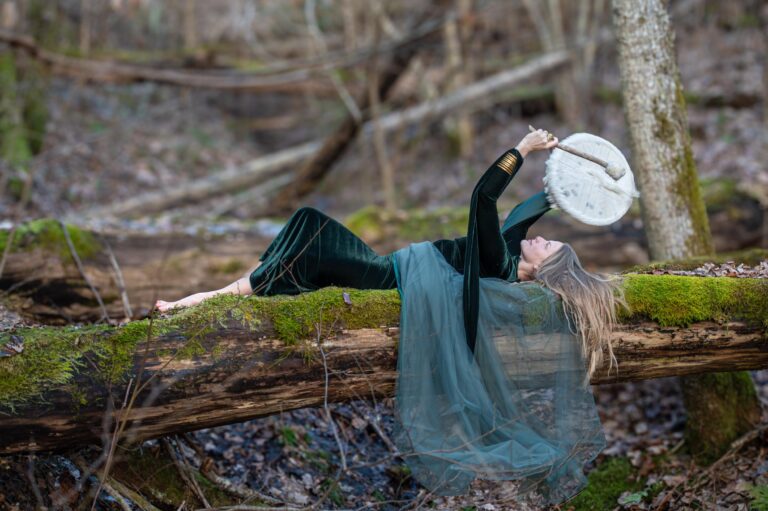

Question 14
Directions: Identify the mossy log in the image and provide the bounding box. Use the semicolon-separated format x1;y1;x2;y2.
0;219;269;324
1;274;767;455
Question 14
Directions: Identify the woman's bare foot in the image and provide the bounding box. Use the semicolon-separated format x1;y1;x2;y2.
155;292;212;313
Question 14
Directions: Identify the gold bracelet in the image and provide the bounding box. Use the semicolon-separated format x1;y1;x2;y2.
496;152;518;175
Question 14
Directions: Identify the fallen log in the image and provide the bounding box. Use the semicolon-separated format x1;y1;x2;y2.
0;22;443;93
0;274;766;454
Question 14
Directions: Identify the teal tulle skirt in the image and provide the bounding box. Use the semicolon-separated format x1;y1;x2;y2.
392;241;606;505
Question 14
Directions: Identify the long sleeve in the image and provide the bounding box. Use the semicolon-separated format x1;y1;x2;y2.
463;148;524;355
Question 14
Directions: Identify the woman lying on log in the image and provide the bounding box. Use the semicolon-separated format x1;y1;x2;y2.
155;129;628;506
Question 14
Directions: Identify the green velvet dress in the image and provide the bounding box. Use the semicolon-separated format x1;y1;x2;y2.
249;148;552;351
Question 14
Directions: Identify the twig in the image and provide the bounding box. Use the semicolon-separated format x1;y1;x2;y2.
197;456;282;505
100;480;134;511
72;454;160;511
305;0;362;122
315;320;348;472
24;454;46;510
656;423;768;510
97;232;133;321
88;312;160;511
349;400;398;454
163;436;211;509
105;475;163;511
686;424;768;492
57;219;110;323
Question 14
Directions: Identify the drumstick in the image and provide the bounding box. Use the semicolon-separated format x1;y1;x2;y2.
528;125;625;180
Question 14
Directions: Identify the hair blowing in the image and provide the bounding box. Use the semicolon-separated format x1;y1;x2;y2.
533;243;630;384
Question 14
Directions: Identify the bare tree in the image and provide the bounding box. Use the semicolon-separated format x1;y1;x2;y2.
443;0;475;157
612;0;762;464
521;0;604;128
79;0;92;56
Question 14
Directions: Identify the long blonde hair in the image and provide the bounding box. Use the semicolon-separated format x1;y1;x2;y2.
533;243;629;383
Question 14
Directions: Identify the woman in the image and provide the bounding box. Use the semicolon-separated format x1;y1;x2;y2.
155;128;623;381
156;129;627;504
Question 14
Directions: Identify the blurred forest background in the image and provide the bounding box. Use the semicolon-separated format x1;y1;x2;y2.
1;0;768;510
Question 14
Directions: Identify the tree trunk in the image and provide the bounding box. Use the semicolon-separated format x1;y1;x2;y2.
612;0;761;465
181;0;196;52
520;0;590;128
443;0;475;157
79;0;91;56
1;273;767;455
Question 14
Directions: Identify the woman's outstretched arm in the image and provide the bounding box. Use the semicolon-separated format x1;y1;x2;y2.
155;275;253;312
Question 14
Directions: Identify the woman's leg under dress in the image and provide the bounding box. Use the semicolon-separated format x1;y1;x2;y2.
249;206;398;296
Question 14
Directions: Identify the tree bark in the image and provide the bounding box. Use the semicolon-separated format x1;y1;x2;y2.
1;275;767;454
612;0;761;465
612;0;714;260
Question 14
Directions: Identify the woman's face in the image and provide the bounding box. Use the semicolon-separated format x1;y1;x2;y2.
520;236;563;266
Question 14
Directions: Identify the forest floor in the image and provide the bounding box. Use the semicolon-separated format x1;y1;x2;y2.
1;4;768;511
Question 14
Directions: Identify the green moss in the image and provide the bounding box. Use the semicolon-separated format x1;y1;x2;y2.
675;80;714;256
320;477;346;507
208;258;247;275
345;205;469;243
624;248;768;273
567;456;646;510
0;287;400;411
678;141;714;256
244;286;400;345
749;484;768;511
113;446;236;508
650;82;714;258
0;323;111;412
0;218;102;263
620;274;768;327
680;371;762;464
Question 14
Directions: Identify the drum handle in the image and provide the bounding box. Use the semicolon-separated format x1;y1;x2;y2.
528;125;625;180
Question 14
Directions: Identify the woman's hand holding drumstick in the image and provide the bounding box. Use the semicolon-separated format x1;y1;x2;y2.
515;128;559;157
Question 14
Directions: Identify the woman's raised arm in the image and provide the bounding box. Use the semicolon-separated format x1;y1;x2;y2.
463;129;558;354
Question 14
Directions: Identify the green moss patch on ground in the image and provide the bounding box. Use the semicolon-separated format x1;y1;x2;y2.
749;483;768;510
345;205;470;243
112;446;237;508
0;218;103;263
567;456;665;510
